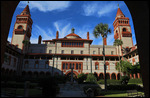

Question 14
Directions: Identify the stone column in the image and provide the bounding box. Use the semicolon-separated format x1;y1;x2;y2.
137;73;140;78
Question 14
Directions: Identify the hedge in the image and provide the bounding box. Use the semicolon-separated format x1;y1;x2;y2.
83;85;102;96
128;78;143;84
1;81;38;89
97;79;121;85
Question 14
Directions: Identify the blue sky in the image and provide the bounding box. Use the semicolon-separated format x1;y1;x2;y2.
8;1;137;45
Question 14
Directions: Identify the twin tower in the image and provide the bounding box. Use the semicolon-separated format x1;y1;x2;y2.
11;4;133;54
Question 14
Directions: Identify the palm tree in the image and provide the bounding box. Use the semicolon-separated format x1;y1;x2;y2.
22;40;30;53
93;23;111;91
113;39;123;79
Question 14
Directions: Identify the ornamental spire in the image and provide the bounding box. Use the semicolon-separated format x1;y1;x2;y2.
118;4;119;8
71;27;75;33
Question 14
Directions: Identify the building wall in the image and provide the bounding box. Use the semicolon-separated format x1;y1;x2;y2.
2;52;18;71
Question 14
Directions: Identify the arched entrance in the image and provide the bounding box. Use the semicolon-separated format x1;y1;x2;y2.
99;73;104;80
117;73;121;80
65;71;78;81
94;72;99;80
111;73;116;80
106;73;110;79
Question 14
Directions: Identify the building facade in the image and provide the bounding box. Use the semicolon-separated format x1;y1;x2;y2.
2;5;141;80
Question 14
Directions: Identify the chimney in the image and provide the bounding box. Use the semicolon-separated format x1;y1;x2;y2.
38;35;42;44
56;31;59;39
104;37;107;45
87;32;89;39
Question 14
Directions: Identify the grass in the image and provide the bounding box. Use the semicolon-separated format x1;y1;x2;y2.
1;88;42;97
95;90;144;97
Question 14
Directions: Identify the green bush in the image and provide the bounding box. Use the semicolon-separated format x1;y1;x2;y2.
38;76;59;97
1;81;38;89
53;75;67;84
97;79;121;85
128;78;143;84
83;85;102;96
85;73;97;84
121;76;130;85
77;73;87;84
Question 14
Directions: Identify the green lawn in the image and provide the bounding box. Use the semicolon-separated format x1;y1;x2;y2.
1;88;42;97
98;90;144;97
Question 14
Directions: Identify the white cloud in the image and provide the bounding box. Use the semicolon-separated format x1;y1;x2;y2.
30;37;38;44
82;1;123;17
30;24;55;44
53;21;71;38
18;1;71;12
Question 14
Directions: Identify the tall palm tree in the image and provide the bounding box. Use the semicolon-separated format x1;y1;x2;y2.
113;39;123;79
93;23;111;91
22;40;30;53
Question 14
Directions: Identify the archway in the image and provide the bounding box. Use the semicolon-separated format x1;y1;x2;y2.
106;73;110;79
33;71;39;78
94;72;99;80
111;73;116;80
46;72;51;76
39;71;45;77
117;73;121;80
1;1;149;96
65;71;78;81
27;71;32;78
22;71;26;77
99;73;104;80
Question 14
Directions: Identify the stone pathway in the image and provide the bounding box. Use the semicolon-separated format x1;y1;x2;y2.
56;82;87;97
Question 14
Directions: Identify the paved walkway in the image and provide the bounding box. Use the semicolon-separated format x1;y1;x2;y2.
56;82;87;97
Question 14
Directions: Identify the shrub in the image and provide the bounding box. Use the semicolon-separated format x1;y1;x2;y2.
121;76;130;85
83;85;102;96
54;75;67;84
1;81;38;89
97;79;121;85
38;76;59;97
85;73;97;84
77;73;87;84
128;78;143;84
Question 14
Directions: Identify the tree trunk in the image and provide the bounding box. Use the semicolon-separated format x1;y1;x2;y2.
103;37;107;91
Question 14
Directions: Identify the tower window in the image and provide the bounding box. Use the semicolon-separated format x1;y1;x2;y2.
71;50;74;54
18;25;23;29
61;50;64;54
123;28;126;32
81;51;83;54
93;51;96;54
111;51;114;55
49;50;52;54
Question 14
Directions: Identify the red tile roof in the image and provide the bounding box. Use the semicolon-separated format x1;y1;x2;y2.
116;8;124;17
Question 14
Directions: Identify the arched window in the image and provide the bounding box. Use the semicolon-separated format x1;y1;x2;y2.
45;61;49;69
63;63;65;69
122;28;126;32
24;60;29;69
95;62;99;70
35;61;39;69
79;64;81;69
18;25;23;29
66;63;68;69
76;63;78;69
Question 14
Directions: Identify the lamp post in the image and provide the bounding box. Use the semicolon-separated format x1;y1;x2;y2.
71;64;73;85
90;55;92;73
52;54;55;76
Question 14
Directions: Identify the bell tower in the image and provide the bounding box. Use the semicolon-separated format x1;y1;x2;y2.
11;3;33;53
113;5;133;55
